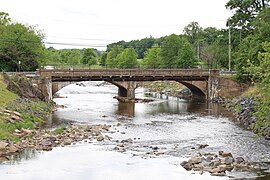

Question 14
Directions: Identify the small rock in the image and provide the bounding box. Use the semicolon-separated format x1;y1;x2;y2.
97;135;104;141
42;146;53;151
235;157;245;164
180;161;192;171
198;144;209;149
210;167;226;173
14;129;21;133
218;151;224;155
9;146;19;153
41;141;52;146
21;128;33;134
188;156;202;164
0;142;9;150
63;139;73;145
10;115;21;121
154;150;165;156
221;152;233;157
225;156;234;165
121;138;133;144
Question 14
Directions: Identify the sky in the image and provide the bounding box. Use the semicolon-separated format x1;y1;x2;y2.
1;0;232;50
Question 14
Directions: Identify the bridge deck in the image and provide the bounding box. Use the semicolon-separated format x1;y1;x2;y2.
39;69;219;82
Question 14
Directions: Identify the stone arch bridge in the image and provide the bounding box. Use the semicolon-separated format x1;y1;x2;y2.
37;69;247;101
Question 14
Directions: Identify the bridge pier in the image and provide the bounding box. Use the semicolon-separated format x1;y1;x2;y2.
115;81;136;100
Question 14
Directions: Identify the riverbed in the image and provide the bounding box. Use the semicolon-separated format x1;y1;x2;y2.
0;81;269;179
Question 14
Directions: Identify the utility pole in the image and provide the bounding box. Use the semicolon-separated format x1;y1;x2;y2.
228;22;231;72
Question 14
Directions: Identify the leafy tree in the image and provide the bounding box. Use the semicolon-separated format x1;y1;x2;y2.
115;48;138;68
44;47;61;66
200;27;228;69
141;46;161;68
246;42;270;133
252;7;270;42
0;12;46;71
226;0;269;37
81;48;97;66
106;46;123;68
183;22;203;60
67;49;81;65
183;21;203;45
159;34;197;68
0;12;11;26
235;35;262;81
99;52;107;67
234;7;270;81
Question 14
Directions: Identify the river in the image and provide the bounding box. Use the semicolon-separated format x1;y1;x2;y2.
0;81;269;180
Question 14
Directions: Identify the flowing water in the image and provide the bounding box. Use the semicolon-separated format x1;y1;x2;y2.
0;81;269;180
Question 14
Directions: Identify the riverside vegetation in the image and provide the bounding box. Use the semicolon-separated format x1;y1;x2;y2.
0;74;117;162
0;75;52;142
0;74;53;158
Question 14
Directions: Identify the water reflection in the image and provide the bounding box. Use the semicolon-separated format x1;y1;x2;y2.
2;149;39;165
117;102;135;117
115;96;234;119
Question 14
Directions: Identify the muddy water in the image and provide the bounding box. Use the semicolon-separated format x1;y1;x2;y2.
0;81;269;180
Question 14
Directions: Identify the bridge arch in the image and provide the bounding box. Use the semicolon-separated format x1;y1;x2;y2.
106;81;128;97
51;80;206;100
177;81;206;99
51;80;132;98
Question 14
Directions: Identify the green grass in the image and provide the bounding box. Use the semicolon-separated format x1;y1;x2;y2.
0;75;19;107
241;86;260;98
53;126;66;134
0;74;52;141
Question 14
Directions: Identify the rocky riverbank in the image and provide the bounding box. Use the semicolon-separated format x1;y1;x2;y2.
0;124;111;161
181;151;262;177
213;96;270;140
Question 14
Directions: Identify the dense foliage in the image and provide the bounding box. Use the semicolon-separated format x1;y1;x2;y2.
45;47;102;68
246;42;270;135
0;12;46;71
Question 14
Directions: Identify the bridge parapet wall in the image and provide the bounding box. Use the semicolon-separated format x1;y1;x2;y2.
38;69;219;81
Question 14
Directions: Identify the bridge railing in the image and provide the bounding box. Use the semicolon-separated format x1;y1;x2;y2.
38;69;219;77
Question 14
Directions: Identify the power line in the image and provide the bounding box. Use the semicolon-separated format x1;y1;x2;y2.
49;36;119;42
44;41;108;48
0;38;108;48
0;38;190;49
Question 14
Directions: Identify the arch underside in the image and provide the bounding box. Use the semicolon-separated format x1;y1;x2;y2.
52;80;206;99
177;81;206;99
107;81;128;97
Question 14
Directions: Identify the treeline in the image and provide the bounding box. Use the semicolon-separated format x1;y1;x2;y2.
0;12;104;71
45;47;102;68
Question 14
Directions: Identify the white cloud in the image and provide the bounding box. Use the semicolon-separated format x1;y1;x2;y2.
0;0;232;50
